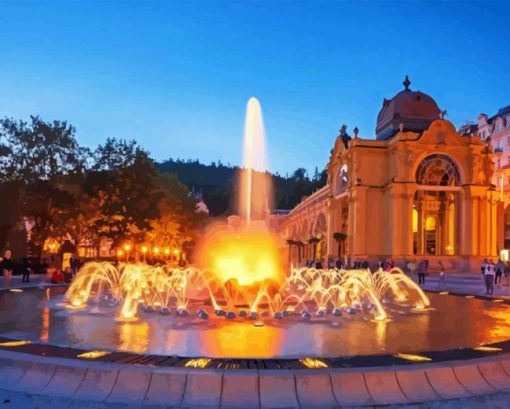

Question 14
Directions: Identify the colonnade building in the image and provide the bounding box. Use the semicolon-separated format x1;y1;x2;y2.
279;77;502;272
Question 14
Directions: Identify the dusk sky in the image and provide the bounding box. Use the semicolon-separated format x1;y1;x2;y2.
1;0;509;175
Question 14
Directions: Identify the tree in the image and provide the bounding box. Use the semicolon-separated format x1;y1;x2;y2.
93;137;145;172
0;116;89;184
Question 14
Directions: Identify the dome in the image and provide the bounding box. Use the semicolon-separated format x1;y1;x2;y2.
376;76;441;140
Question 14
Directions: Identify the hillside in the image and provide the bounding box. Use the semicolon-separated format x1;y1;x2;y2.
157;159;327;216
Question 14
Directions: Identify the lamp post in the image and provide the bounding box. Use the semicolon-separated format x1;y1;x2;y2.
141;246;147;263
164;248;170;261
173;248;180;263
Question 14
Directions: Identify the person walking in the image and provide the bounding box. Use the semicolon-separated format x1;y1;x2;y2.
495;258;505;286
416;259;428;285
22;257;31;283
1;250;14;288
484;260;496;295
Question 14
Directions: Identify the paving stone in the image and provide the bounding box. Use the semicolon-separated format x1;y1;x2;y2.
0;358;29;388
9;362;56;393
259;371;299;409
452;363;496;395
143;371;187;406
181;371;222;409
44;365;88;397
364;370;410;405
221;371;259;409
330;372;372;406
425;366;469;400
295;373;336;408
396;368;440;402
73;367;119;402
477;361;510;392
106;369;151;403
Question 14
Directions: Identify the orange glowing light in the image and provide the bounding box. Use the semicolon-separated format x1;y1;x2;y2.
165;248;170;255
173;248;180;255
154;247;160;254
142;246;147;253
124;244;131;252
117;250;124;257
197;223;284;287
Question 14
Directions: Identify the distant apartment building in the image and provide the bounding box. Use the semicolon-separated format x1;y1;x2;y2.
459;105;510;246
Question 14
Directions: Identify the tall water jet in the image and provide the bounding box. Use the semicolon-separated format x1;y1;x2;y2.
195;97;284;286
238;97;272;224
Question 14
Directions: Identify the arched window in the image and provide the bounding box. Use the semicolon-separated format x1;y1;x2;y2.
416;154;460;186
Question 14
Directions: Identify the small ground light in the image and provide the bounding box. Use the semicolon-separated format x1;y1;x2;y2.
184;358;211;368
77;350;111;359
439;291;449;295
474;346;502;352
299;358;328;369
9;289;23;293
0;340;32;347
395;353;432;362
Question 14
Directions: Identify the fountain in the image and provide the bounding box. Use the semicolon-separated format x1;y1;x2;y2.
2;97;509;361
64;96;430;329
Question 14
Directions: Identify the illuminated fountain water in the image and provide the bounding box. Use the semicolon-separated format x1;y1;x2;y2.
65;97;430;325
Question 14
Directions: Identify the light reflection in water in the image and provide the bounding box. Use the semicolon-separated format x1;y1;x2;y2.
200;321;283;358
40;288;50;343
117;321;150;353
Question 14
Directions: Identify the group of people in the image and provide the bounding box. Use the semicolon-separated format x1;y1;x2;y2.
481;259;510;295
0;250;33;287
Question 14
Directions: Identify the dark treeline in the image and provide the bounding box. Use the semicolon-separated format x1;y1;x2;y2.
0;116;206;258
158;159;328;216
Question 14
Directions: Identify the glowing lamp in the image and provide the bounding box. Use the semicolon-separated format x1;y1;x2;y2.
173;248;180;255
117;250;123;257
142;246;147;253
154;247;160;254
164;248;170;255
124;244;131;251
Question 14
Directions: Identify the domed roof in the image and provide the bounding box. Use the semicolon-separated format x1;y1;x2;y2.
376;76;441;140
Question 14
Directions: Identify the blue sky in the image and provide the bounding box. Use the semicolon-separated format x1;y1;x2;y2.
1;1;509;175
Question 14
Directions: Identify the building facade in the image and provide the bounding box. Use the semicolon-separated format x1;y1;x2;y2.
460;105;510;245
279;78;501;272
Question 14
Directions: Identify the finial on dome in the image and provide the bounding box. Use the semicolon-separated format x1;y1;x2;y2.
340;124;347;135
403;75;411;90
439;109;448;120
353;127;359;138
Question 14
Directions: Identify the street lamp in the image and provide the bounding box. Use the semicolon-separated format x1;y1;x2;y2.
123;244;131;262
173;248;180;263
164;248;170;260
141;246;147;262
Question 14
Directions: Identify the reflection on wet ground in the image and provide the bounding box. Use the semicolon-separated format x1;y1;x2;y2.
0;287;509;359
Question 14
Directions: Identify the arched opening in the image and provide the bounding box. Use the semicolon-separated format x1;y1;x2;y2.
311;213;327;262
413;154;460;256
